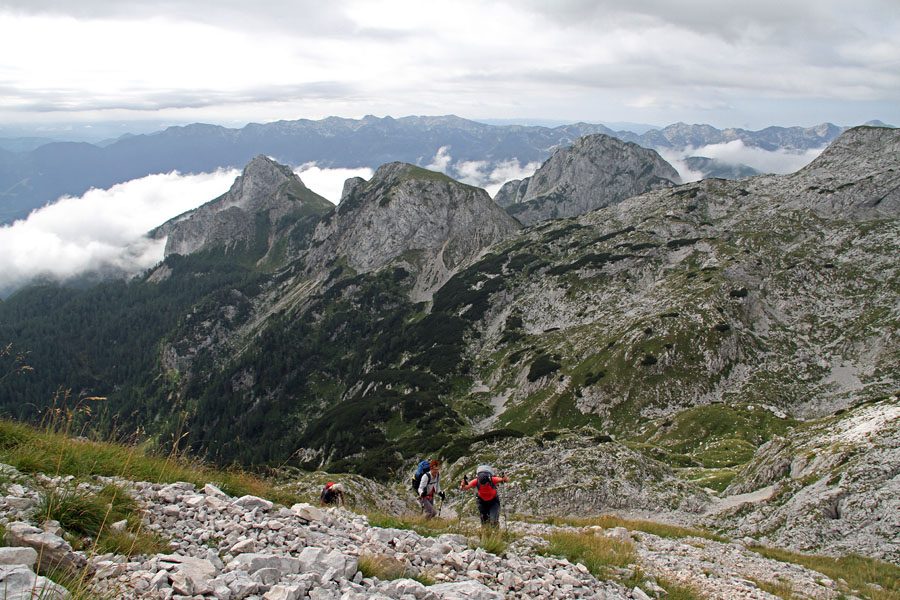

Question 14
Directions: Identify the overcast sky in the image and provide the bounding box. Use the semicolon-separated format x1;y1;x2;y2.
1;0;898;136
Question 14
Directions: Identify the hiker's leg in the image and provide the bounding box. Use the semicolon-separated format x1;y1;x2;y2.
488;499;501;526
477;499;490;525
422;497;436;518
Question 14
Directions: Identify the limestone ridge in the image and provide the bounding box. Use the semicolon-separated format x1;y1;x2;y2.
308;162;522;300
153;155;333;259
787;125;900;220
499;134;681;226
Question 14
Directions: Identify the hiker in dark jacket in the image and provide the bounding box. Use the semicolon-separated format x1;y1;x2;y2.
417;460;444;518
459;465;509;526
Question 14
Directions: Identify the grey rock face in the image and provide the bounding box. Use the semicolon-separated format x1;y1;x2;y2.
491;178;528;208
786;125;900;220
0;564;70;600
5;521;88;575
309;162;521;300
707;395;900;562
153;154;333;259
504;134;680;226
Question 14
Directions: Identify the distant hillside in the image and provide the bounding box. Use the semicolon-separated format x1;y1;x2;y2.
0;115;850;225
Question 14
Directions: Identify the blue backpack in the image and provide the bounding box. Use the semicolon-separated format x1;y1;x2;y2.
411;460;431;492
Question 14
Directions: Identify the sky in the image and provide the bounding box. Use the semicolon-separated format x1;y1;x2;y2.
1;0;898;294
1;0;898;137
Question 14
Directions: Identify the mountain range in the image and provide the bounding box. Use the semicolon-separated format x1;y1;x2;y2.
0;125;898;561
0;115;874;226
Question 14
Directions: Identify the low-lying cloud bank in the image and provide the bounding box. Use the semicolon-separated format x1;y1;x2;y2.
660;140;826;183
0;169;239;297
293;164;374;203
0;164;379;297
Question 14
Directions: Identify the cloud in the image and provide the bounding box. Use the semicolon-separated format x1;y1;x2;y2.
425;146;452;172
689;141;825;175
2;1;897;129
0;169;238;297
294;164;375;203
658;140;825;182
422;146;540;197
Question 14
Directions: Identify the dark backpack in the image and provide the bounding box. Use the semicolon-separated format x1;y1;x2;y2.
411;460;431;492
476;469;497;495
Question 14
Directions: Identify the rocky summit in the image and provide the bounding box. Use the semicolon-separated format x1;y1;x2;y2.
494;134;680;225
153;155;334;262
307;162;521;301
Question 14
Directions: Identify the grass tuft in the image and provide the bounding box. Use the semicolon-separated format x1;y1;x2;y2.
540;513;727;542
540;530;638;580
357;553;433;585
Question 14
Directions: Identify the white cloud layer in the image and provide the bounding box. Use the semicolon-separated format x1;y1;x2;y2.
0;164;382;296
294;164;375;203
659;142;826;182
0;169;238;296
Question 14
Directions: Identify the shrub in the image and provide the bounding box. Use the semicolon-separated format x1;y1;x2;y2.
528;355;562;381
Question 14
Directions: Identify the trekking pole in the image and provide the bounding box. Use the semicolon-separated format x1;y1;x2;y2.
457;474;469;528
500;471;508;532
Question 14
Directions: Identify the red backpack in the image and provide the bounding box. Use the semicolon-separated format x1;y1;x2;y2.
476;469;497;500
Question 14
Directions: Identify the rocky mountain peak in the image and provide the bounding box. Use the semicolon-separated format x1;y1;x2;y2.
231;154;307;211
314;162;521;300
152;155;332;258
502;133;680;226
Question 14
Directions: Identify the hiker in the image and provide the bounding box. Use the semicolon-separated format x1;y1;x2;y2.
320;482;345;506
417;460;444;519
459;465;509;527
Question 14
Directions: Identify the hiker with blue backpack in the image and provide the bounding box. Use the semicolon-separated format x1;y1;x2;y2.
413;460;444;519
459;465;509;527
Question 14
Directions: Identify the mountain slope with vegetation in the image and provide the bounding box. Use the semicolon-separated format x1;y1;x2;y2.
1;127;898;564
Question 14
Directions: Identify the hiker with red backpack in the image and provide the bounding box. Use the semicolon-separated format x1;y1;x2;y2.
459;465;509;527
320;482;345;506
416;460;444;519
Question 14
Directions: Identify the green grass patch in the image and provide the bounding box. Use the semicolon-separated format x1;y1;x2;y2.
0;417;305;507
657;576;707;600
358;553;434;585
679;467;737;492
751;547;900;600
39;482;172;556
748;577;798;600
539;530;637;580
542;513;727;542
469;527;518;556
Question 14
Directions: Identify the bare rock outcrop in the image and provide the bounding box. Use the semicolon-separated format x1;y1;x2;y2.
152;155;333;259
503;134;680;226
308;162;521;300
